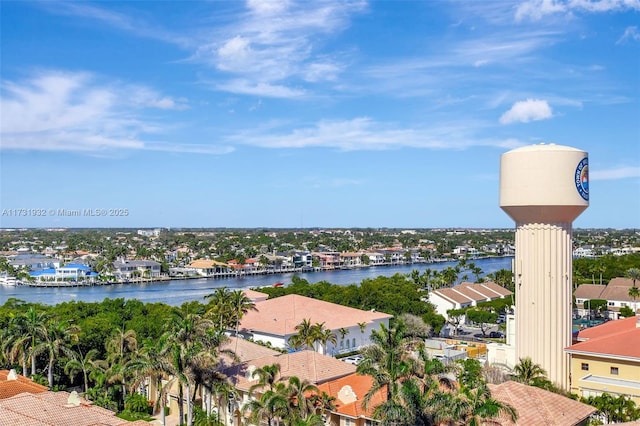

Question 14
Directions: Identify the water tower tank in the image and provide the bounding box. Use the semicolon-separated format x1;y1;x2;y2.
500;143;588;223
499;143;588;390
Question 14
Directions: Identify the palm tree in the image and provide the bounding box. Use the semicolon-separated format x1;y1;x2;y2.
289;318;315;351
64;348;102;394
311;322;337;355
283;375;319;421
249;363;282;394
34;318;79;387
357;321;367;347
511;357;548;387
125;335;175;426
627;268;640;314
438;382;518;426
356;321;419;415
21;307;50;376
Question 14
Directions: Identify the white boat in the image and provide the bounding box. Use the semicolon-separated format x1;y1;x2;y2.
0;275;19;286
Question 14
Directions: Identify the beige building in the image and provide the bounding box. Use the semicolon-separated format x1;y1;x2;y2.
565;316;640;404
237;294;392;355
575;278;640;319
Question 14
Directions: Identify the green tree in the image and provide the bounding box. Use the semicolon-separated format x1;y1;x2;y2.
34;318;79;387
465;309;498;337
511;357;550;388
64;348;103;394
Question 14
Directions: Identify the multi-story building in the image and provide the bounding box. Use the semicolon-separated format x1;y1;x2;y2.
565;315;640;404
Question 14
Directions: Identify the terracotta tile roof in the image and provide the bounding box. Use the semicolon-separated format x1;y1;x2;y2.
0;391;151;425
242;289;269;302
574;284;606;300
218;336;281;369
566;316;640;359
238;294;392;336
188;259;228;268
0;370;48;400
489;381;596;425
316;373;384;420
223;350;356;392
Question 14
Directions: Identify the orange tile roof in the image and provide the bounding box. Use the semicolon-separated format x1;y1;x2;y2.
223;350;356;392
566;316;640;359
316;373;385;420
489;381;596;425
238;294;392;336
0;391;151;425
0;370;48;400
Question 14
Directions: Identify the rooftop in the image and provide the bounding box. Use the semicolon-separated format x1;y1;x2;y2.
488;380;596;426
566;316;640;360
238;294;392;336
222;350;356;392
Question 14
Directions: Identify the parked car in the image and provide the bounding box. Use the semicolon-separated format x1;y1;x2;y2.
489;331;505;338
342;354;364;365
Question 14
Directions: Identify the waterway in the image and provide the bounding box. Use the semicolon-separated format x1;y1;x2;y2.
0;257;512;306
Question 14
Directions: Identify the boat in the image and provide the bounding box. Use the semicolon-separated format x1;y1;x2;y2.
0;275;19;286
272;282;284;287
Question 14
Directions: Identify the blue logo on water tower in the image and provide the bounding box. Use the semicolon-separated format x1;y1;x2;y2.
575;158;589;201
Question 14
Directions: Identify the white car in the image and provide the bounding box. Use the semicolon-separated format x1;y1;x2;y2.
342;355;364;365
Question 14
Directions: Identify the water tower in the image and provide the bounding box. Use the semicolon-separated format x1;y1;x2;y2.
500;143;588;389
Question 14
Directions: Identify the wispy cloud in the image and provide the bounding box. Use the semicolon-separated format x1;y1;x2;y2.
227;117;522;151
0;70;230;154
38;1;192;48
617;26;640;44
499;99;553;124
193;0;366;97
515;0;640;22
591;166;640;180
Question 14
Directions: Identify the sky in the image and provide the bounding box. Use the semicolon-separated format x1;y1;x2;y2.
1;0;639;229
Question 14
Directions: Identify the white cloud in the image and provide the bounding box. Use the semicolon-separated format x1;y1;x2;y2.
0;71;227;155
617;26;640;44
194;0;366;97
515;0;640;22
499;99;553;124
215;79;306;98
227;117;523;151
591;166;640;180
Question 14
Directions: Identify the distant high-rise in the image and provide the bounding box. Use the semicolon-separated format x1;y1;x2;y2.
500;143;589;389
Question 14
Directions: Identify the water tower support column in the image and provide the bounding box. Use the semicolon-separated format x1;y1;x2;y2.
514;222;573;389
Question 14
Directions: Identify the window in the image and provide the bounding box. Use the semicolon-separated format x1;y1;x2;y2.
352;338;356;348
611;367;619;375
608;302;615;306
581;363;589;371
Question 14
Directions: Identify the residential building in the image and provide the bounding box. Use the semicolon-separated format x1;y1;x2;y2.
221;350;356;425
575;278;640;319
112;259;161;278
187;259;230;276
429;282;513;321
9;254;60;271
316;373;384;426
29;263;99;282
565;316;640;404
237;294;392;354
488;380;596;426
340;252;362;268
0;369;149;425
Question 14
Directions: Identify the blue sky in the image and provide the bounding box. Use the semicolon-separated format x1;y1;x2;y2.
1;0;639;229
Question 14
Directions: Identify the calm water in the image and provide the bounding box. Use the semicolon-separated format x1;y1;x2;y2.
0;257;512;306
